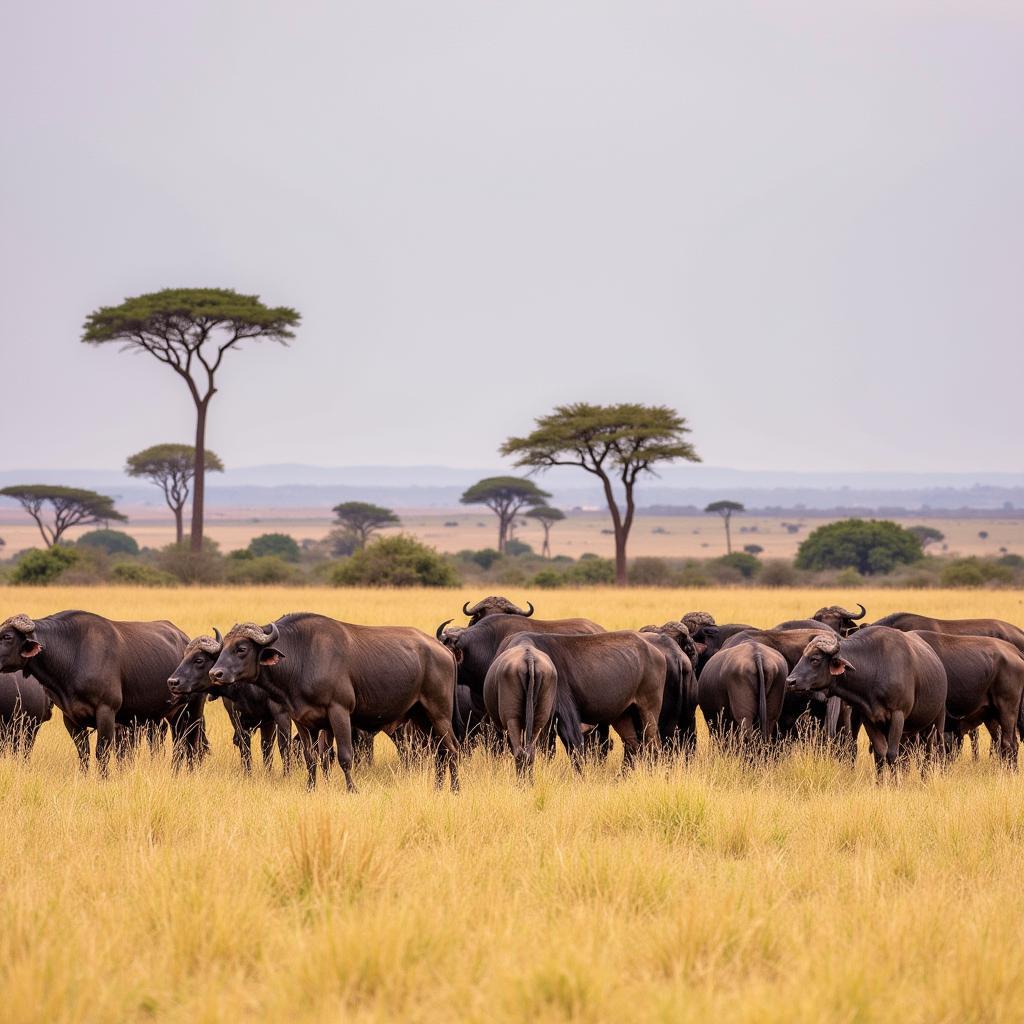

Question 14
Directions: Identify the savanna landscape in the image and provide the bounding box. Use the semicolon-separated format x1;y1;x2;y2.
3;585;1024;1023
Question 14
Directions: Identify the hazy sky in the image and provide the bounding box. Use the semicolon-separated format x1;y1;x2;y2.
3;1;1022;474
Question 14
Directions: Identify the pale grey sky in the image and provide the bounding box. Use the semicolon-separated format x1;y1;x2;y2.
2;1;1022;473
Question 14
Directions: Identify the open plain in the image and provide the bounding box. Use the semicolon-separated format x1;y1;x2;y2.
2;586;1024;1023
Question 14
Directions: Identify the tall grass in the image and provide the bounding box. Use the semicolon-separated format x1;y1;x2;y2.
1;586;1023;1022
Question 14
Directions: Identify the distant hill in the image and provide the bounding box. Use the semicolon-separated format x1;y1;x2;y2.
1;464;1022;513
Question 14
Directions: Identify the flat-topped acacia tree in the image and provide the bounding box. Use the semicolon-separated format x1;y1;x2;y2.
525;505;565;558
125;444;224;546
83;288;300;552
332;501;401;550
460;477;551;554
0;484;126;547
502;403;700;585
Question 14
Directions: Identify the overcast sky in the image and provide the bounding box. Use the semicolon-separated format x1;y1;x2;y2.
3;1;1022;474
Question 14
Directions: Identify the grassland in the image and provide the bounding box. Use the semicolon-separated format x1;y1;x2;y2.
2;586;1024;1024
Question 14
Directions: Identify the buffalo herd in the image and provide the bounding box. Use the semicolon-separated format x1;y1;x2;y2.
2;595;1024;785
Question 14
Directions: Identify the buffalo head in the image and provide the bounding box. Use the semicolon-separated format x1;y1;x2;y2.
462;595;534;626
435;619;467;663
786;634;855;692
0;614;43;673
640;621;701;662
168;629;224;697
812;603;866;637
209;622;285;686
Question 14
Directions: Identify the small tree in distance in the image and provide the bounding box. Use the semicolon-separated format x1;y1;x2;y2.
502;403;700;586
907;525;944;549
705;500;744;555
126;444;224;546
460;477;551;554
525;505;566;558
332;501;401;549
83;288;300;552
0;485;126;548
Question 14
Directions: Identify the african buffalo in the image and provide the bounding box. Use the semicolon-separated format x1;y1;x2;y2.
681;612;758;675
0;612;206;774
206;615;461;792
495;631;667;770
698;641;788;745
482;638;557;779
169;631;294;774
639;622;699;753
909;631;1024;764
873;612;1024;654
462;595;535;626
812;604;867;636
0;671;52;757
786;627;947;776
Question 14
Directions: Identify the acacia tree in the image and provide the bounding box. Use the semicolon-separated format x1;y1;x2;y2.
0;485;126;547
125;444;224;546
332;501;400;549
460;477;550;553
82;288;300;552
705;500;744;554
502;403;699;585
525;505;565;558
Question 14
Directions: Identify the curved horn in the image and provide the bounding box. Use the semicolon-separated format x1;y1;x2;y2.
265;622;280;646
212;627;222;645
523;601;535;618
436;618;454;641
462;601;473;617
850;603;867;621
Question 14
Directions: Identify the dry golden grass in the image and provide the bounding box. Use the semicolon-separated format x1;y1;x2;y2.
2;586;1024;1023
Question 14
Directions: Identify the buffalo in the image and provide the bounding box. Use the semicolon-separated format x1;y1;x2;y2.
698;641;788;745
482;638;557;779
462;595;535;626
0;612;206;774
639;622;699;753
909;631;1024;764
495;630;667;770
681;612;758;675
169;631;294;774
786;627;947;776
0;671;52;757
206;615;461;792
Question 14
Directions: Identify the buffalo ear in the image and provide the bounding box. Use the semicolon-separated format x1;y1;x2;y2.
20;639;42;658
829;656;854;676
259;647;285;667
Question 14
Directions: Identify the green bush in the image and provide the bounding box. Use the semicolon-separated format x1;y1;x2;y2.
759;560;800;587
156;541;225;584
940;557;1014;588
998;554;1024;569
226;555;299;584
532;569;564;589
564;557;615;585
110;562;177;586
629;557;673;586
331;535;459;588
247;532;301;562
11;546;79;584
466;549;502;570
712;552;761;580
77;529;140;556
227;548;255;561
504;539;534;558
795;519;922;575
325;528;361;558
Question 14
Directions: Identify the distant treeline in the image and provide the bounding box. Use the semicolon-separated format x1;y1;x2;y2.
640;505;1023;519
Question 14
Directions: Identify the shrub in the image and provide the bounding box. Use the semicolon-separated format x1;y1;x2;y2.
629;557;673;586
156;541;225;584
504;539;534;558
795;519;922;575
532;569;564;589
712;552;761;580
564;557;615;585
11;546;79;584
77;529;140;556
940;557;1014;588
676;561;711;587
228;548;255;561
907;525;944;548
331;535;459;587
247;532;301;562
742;544;764;556
324;528;361;558
759;560;800;587
835;567;864;587
110;562;177;586
226;555;299;584
466;549;502;570
998;553;1024;569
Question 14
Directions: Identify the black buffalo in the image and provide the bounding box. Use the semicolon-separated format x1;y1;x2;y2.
204;616;461;792
639;622;699;753
680;612;758;675
462;595;535;626
787;627;947;776
0;612;206;774
0;671;52;757
698;641;788;744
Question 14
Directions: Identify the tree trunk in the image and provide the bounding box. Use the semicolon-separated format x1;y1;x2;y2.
174;504;184;546
613;529;628;585
725;515;732;555
190;399;209;553
542;524;551;558
497;511;508;554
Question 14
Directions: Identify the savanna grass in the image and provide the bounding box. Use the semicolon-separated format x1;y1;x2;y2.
1;586;1023;1023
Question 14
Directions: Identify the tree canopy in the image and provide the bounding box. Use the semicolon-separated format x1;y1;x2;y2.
0;485;126;547
705;500;744;554
795;519;923;575
332;501;401;549
83;288;299;552
460;477;551;553
501;402;699;583
525;505;566;558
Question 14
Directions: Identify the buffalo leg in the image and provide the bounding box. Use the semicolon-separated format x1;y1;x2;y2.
94;705;117;777
861;720;889;779
968;728;980;761
274;713;293;773
295;724;318;789
326;705;357;793
258;721;275;771
236;728;254;773
612;714;642;773
414;691;461;793
885;711;906;775
63;714;90;772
